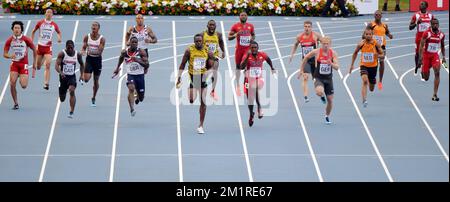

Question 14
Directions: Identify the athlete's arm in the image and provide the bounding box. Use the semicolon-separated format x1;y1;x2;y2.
137;49;149;70
331;50;340;70
289;35;300;63
145;26;158;44
25;37;37;69
418;35;426;66
81;35;88;56
240;51;251;69
3;38;14;59
55;51;64;75
385;24;393;39
409;16;418;30
350;41;363;74
441;35;446;64
113;50;126;77
31;22;40;42
125;26;133;46
77;51;85;79
98;37;106;55
55;26;62;43
228;25;237;41
314;31;323;43
217;32;225;59
299;49;317;76
376;43;384;59
177;48;190;80
265;55;275;71
251;26;255;41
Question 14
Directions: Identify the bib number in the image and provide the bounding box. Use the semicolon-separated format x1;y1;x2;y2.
63;65;75;75
194;58;206;70
427;43;439;53
249;67;262;78
129;63;141;72
374;35;383;45
302;46;313;57
319;63;331;75
207;43;217;53
418;23;430;32
13;47;24;60
239;36;250;46
362;53;374;63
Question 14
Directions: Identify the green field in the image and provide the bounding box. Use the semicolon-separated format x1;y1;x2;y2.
378;0;410;11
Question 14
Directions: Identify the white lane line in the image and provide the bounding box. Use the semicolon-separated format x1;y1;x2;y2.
109;20;127;182
172;21;184;182
343;69;394;182
0;20;31;106
2;153;446;157
39;20;79;182
316;21;344;79
220;21;254;182
286;70;324;182
399;68;449;162
269;21;288;78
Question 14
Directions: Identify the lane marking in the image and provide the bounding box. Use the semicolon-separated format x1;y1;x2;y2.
269;21;288;78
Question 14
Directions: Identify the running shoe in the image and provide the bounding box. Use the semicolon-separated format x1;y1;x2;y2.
378;82;383;90
257;108;263;119
68;112;74;119
135;97;140;105
12;104;19;110
197;127;205;134
249;112;254;127
91;98;96;107
210;90;219;102
304;96;310;103
131;109;136;117
363;100;368;108
432;95;440;102
43;84;49;90
320;96;326;104
325;116;332;125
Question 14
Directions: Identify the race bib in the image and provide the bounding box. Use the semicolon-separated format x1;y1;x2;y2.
427;43;439;53
12;47;25;60
193;58;206;70
41;31;52;40
249;67;262;78
63;64;75;75
207;43;217;53
418;23;430;32
362;53;374;63
128;63;141;73
302;46;313;56
239;36;250;46
319;63;331;75
374;35;383;45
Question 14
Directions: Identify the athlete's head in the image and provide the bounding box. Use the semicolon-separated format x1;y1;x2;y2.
136;14;144;26
431;18;439;32
207;20;216;34
11;21;24;36
194;33;203;49
91;21;100;33
250;41;259;55
374;10;382;21
239;12;248;24
129;36;139;51
420;1;428;12
65;40;75;55
363;28;373;41
45;9;53;20
320;36;331;50
303;21;312;34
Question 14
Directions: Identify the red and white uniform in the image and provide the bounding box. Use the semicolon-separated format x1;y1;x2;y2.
421;29;445;74
242;51;267;94
230;22;255;66
411;11;433;52
4;34;35;75
297;33;317;58
34;19;60;55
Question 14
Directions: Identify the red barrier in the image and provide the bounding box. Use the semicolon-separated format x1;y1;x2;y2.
410;0;449;11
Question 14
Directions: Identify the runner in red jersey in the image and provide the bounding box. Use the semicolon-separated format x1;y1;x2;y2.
3;21;37;110
409;1;433;76
228;12;255;96
31;9;62;90
240;41;277;127
418;18;446;102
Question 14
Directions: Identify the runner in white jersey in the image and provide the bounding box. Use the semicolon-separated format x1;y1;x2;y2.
81;22;106;107
113;37;149;117
125;14;157;56
55;40;84;118
31;9;62;90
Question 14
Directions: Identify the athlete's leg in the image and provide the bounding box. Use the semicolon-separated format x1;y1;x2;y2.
199;87;207;128
43;54;52;88
19;74;29;89
9;72;19;106
127;83;136;112
68;85;76;113
432;61;441;99
326;94;334;116
361;74;369;102
36;54;44;70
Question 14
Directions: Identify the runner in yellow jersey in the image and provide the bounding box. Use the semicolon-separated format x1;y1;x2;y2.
177;34;215;134
350;28;384;108
366;10;393;90
202;20;225;101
